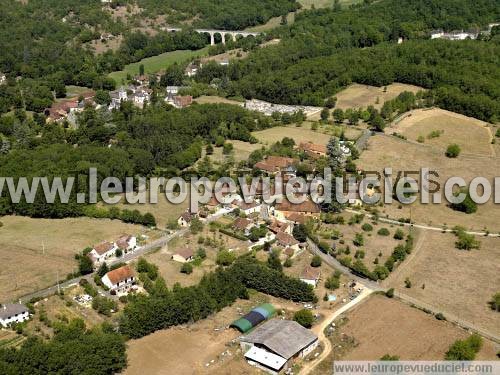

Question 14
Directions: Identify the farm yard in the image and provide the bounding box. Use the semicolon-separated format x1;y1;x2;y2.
389;108;494;157
0;216;146;301
385;230;500;337
125;291;312;375
334;83;424;110
326;295;498;362
252;126;333;146
357;132;500;232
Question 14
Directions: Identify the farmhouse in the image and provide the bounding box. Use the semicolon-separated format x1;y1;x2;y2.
102;265;136;293
268;220;293;235
298;142;327;159
88;241;117;264
235;200;261;215
240;319;319;374
0;303;30;328
172;248;195;263
115;234;137;252
300;266;321;287
254;156;297;175
274;199;320;221
233;217;255;235
275;231;300;252
178;211;196;227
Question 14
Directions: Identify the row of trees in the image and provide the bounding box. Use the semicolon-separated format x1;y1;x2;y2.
119;256;316;338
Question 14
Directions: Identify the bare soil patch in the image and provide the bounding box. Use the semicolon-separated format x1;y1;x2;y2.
0;216;145;301
335;83;424;110
335;295;498;360
385;231;500;337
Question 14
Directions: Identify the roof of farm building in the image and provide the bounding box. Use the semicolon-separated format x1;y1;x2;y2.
240;319;318;360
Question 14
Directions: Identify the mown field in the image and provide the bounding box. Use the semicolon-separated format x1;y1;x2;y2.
0;216;146;301
109;47;209;84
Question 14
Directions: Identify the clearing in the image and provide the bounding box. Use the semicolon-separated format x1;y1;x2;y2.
252;126;332;146
194;96;244;106
318;294;498;365
389;108;494;157
0;216;145;302
334;83;424;110
109;47;209;84
357;133;500;231
385;230;500;337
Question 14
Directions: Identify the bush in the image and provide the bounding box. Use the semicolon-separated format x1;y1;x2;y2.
385;288;394;298
325;273;340;290
445;335;482;360
311;255;322;267
180;263;193;274
377;228;390;236
284;258;293;268
92;296;118;316
450;191;478;214
361;223;373;232
454;229;480;250
216;250;236;266
445;144;461;158
489;292;500;312
293;309;314;328
393;229;404;240
353;233;364;246
435;312;446;321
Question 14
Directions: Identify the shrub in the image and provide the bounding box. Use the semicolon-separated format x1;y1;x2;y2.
445;144;461;158
445;335;482;360
393;229;404;240
489;292;500;312
311;255;322;267
284;258;293;268
435;313;446;321
361;223;373;232
293;309;314;328
353;233;364;246
450;191;478;214
216;250;236;266
92;296;118;316
180;263;193;274
377;228;390;236
385;288;394;298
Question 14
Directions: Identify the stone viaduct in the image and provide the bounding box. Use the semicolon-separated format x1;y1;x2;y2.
163;27;261;45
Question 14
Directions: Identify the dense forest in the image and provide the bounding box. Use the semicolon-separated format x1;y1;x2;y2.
196;0;500;121
136;0;300;29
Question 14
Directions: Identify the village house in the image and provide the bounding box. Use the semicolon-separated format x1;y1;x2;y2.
109;87;128;110
285;212;308;225
115;235;137;253
172;248;195;263
273;199;320;221
88;241;117;264
0;303;30;328
275;231;300;253
300;266;321;287
178;211;197;227
233;217;255;235
235;200;261;216
101;265;136;293
172;95;193;108
240;319;319;374
268;219;293;235
134;75;149;86
131;89;150;109
254;156;298;176
297;142;327;159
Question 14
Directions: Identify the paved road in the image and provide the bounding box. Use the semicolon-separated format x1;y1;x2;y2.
305;238;500;347
19;211;230;304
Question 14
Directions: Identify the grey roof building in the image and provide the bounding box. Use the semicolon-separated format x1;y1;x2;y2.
240;319;318;360
0;303;30;327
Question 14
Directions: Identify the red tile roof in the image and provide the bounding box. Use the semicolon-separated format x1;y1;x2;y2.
233;217;253;231
275;199;320;214
298;142;327;155
105;265;135;285
175;247;194;260
116;235;133;250
275;231;299;247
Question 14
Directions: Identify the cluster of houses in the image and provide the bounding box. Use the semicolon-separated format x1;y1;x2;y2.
430;23;500;41
45;90;96;123
87;234;137;265
244;99;321;117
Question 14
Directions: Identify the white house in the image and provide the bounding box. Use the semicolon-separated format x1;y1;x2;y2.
172;248;195;263
178;211;196;227
101;265;136;293
275;231;300;253
235;200;261;216
0;304;30;327
88;241;117;264
0;74;6;86
115;234;137;253
108;88;128;110
300;266;321;287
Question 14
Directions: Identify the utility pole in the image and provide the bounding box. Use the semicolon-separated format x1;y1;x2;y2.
57;270;60;295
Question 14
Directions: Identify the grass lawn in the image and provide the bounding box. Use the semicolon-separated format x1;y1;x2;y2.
109;47;209;84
